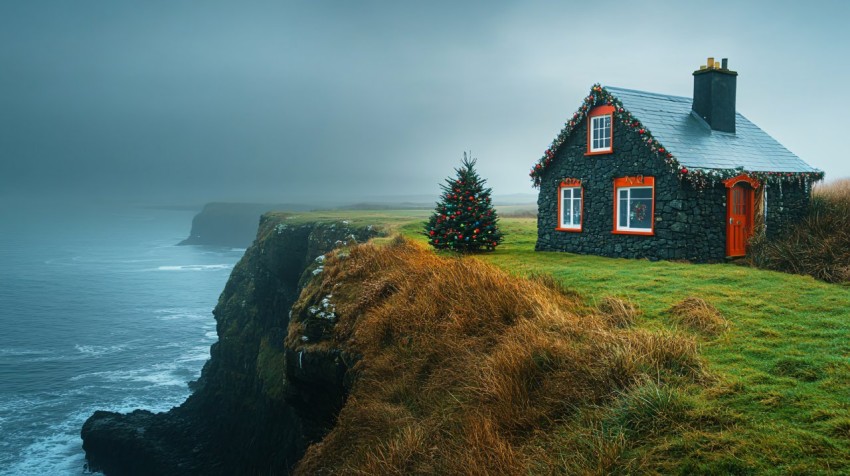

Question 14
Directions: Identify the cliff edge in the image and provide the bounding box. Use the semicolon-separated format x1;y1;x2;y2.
178;203;313;248
83;215;712;475
81;214;378;475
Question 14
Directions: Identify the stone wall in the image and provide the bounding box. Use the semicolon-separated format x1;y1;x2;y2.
535;113;729;262
764;180;811;240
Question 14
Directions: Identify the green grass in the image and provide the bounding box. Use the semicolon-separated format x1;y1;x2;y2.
281;209;850;473
405;215;850;473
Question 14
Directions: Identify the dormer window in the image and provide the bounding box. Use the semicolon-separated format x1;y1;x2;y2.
587;105;614;155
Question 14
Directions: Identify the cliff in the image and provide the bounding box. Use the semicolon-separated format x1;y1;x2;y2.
81;214;379;475
178;203;313;247
83;214;712;474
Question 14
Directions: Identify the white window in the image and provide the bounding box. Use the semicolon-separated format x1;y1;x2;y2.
559;186;582;230
590;115;612;152
616;186;653;232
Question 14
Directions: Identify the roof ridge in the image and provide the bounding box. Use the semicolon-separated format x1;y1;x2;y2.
604;85;691;102
528;83;822;187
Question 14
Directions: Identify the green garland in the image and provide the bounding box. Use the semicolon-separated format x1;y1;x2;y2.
529;84;824;189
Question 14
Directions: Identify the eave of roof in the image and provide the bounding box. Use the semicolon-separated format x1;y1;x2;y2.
529;85;823;188
604;86;818;174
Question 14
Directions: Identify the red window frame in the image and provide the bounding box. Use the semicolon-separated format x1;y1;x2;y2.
586;105;614;156
556;179;583;232
612;176;655;236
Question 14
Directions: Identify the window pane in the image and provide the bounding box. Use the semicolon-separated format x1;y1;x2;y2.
619;197;628;227
629;197;653;229
631;187;652;199
572;195;581;226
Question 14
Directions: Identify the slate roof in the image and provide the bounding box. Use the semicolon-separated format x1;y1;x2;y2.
605;86;818;173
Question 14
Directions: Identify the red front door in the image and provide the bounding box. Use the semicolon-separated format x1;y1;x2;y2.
726;182;754;257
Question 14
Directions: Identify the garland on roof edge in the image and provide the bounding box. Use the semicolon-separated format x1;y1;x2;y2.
529;84;824;189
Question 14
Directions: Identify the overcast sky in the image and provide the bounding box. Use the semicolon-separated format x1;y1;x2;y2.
2;0;848;206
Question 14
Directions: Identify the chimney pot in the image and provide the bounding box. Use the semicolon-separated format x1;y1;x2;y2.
692;57;737;133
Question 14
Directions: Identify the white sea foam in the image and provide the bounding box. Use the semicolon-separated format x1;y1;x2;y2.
155;264;232;272
0;403;99;476
152;308;207;321
4;428;87;476
74;344;127;357
177;347;210;363
71;364;187;388
204;330;218;340
0;347;47;357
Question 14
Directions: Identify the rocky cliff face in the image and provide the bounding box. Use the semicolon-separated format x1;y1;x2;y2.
178;203;314;247
81;215;378;475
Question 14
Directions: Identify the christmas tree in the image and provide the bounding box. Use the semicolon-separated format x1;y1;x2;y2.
425;153;503;252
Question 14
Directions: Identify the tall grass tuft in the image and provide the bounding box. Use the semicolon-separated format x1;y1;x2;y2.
596;296;640;328
667;297;728;336
290;238;707;475
611;380;694;436
749;178;850;283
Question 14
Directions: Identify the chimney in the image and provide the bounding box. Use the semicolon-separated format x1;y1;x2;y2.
692;57;738;133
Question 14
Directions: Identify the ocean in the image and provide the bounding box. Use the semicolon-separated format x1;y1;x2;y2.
0;204;245;475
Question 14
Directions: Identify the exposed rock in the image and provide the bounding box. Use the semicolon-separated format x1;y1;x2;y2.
178;202;313;247
82;215;379;475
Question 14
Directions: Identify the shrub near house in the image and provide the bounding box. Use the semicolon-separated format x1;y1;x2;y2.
532;58;823;262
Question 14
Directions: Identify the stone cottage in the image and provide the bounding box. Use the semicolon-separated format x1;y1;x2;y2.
531;58;823;262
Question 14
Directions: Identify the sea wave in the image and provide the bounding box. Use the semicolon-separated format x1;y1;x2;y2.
0;348;47;358
0;391;188;476
155;264;232;272
70;363;189;388
152;308;208;321
176;346;210;363
74;344;127;357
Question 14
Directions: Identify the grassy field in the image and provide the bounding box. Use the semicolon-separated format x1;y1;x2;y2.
403;216;850;474
292;209;850;473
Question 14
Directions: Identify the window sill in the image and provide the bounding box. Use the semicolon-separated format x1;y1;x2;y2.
555;227;582;233
612;229;654;236
584;149;613;156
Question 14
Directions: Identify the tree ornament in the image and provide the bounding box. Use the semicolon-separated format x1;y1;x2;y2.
528;83;824;190
424;152;504;253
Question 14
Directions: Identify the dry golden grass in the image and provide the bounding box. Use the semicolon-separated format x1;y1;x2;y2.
813;177;850;205
596;296;640;328
290;238;707;475
750;177;850;283
667;297;729;337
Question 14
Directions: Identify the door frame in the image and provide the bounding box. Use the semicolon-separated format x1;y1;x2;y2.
723;174;760;257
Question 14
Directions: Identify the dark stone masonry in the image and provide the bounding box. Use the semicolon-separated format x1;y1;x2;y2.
764;180;809;241
534;114;810;263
